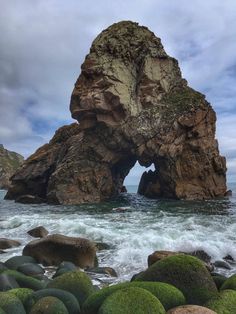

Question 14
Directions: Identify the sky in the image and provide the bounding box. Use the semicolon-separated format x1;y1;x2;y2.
0;0;236;184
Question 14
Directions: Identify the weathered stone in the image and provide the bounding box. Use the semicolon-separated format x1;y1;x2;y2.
167;305;217;314
22;234;97;268
0;144;24;190
16;195;44;204
5;21;227;204
148;250;181;267
0;238;21;250
27;226;49;238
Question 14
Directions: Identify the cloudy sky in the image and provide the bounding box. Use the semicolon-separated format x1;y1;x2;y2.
0;0;236;184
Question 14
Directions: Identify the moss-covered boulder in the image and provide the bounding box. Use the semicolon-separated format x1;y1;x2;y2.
0;308;6;314
221;274;236;291
17;263;44;277
4;256;36;270
0;273;19;291
2;270;45;290
29;296;69;314
98;287;165;314
25;288;80;314
212;274;227;290
83;281;185;314
9;288;33;306
47;270;94;306
0;291;26;314
205;289;236;314
135;254;217;305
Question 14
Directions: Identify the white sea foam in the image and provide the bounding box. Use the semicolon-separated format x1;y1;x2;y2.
0;185;236;281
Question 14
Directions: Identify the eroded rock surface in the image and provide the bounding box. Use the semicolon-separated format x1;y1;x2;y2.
0;144;24;189
5;21;227;204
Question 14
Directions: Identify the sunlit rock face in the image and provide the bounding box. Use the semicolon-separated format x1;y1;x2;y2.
6;21;227;204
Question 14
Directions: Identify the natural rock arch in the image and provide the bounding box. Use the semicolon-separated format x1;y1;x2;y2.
6;21;227;204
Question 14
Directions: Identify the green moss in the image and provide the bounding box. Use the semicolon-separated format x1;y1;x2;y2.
2;270;45;290
221;274;236;291
25;288;80;314
82;281;184;314
134;254;217;305
29;296;69;314
0;291;26;314
47;271;94;306
0;308;6;314
9;288;33;306
212;274;227;290
205;289;236;314
98;287;165;314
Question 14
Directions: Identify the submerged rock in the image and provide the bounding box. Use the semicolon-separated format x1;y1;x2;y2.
5;21;227;204
22;234;97;268
0;144;24;190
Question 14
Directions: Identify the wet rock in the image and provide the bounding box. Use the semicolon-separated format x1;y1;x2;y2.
52;261;77;278
0;250;6;254
4;255;36;270
223;254;234;262
148;250;181;266
16;194;45;204
86;267;117;277
6;21;227;205
95;242;111;251
27;226;49;238
167;305;217;314
189;249;211;263
0;291;26;314
17;263;45;277
0;238;21;250
0;273;19;291
224;189;232;196
23;234;97;268
213;260;231;270
0;262;8;272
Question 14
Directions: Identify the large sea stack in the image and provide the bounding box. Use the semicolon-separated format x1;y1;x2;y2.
5;21;227;204
0;144;24;189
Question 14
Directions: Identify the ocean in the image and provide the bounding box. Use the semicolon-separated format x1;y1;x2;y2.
1;183;236;284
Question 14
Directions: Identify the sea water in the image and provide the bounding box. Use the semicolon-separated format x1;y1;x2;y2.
0;183;236;283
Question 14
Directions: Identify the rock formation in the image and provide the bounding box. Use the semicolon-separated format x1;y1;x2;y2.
5;21;227;204
0;144;24;189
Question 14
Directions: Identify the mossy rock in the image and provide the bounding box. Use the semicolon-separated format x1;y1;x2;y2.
98;287;165;314
2;270;45;290
29;296;69;314
83;281;184;314
135;254;217;305
25;288;80;314
9;288;33;306
221;274;236;291
0;291;26;314
205;289;236;314
212;274;227;290
4;256;36;270
0;308;6;314
0;263;8;274
47;270;94;306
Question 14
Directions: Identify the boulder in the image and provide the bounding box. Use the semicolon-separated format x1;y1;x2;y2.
167;305;216;314
29;296;68;314
0;238;21;250
9;288;33;306
211;274;227;290
2;270;45;290
135;254;218;304
213;260;231;270
0;291;26;314
5;21;226;205
17;263;45;277
47;270;94;306
205;290;236;314
98;287;165;314
82;281;185;314
4;256;36;270
148;250;181;266
86;267;117;277
27;226;49;238
220;274;236;290
0;274;19;291
23;234;97;268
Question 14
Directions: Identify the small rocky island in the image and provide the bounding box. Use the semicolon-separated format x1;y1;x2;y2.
5;21;227;204
0;144;24;190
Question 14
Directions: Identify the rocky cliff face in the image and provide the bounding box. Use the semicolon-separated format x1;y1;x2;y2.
5;21;227;204
0;144;24;189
